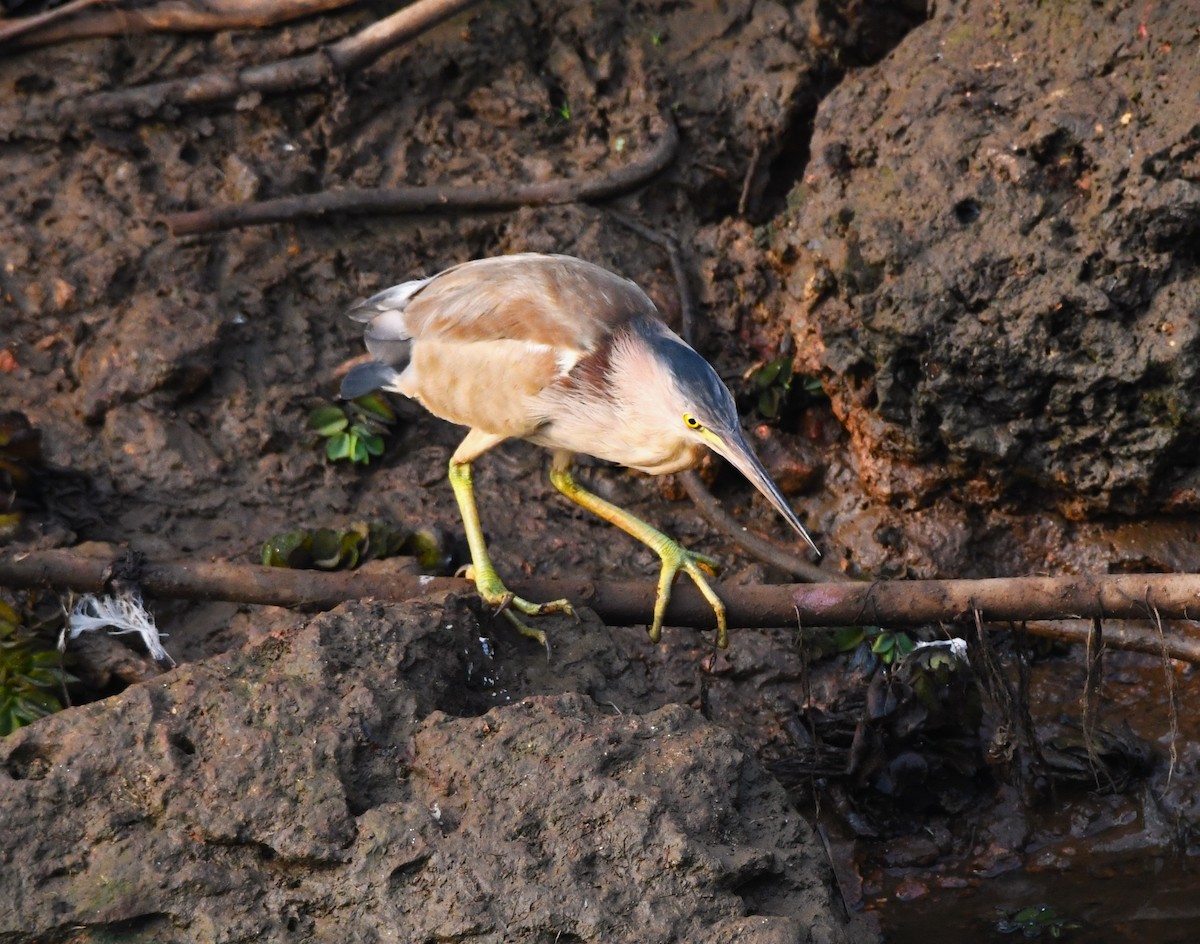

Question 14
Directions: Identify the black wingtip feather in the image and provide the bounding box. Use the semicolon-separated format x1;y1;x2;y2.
340;361;402;400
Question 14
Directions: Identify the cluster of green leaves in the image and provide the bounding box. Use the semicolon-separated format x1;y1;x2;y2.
0;600;73;736
0;411;43;540
833;625;917;665
308;394;396;465
745;356;825;421
995;904;1079;939
262;520;449;573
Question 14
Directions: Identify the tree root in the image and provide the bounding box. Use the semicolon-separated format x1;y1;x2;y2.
0;0;357;48
3;547;1199;660
165;115;678;235
35;0;482;122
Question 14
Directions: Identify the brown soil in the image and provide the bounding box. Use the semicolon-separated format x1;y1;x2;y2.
2;0;1199;940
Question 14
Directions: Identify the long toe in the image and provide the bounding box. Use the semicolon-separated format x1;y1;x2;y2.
471;566;575;618
501;610;552;658
469;569;574;652
505;594;576;620
647;543;728;648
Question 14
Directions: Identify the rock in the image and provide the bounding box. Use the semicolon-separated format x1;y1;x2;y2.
780;0;1200;516
0;595;854;943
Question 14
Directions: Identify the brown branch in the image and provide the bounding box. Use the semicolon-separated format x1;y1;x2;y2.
165;116;679;235
3;547;1200;660
46;0;482;121
1;0;356;48
0;0;106;46
608;210;698;345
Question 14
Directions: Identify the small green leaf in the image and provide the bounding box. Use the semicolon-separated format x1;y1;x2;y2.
755;359;784;388
352;393;396;423
361;433;385;457
364;521;409;562
17;668;58;688
403;529;450;571
326;434;353;461
0;700;16;737
16;689;59;716
309;528;347;568
308;404;349;436
262;530;313;568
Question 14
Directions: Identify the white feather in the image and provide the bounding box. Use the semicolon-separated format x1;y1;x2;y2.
65;592;175;666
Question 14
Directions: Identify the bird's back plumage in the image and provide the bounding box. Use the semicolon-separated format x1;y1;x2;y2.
342;254;664;442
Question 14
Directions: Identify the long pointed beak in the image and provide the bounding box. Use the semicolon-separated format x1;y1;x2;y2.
706;427;822;558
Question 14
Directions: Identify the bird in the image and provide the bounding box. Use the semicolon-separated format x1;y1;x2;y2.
340;253;820;650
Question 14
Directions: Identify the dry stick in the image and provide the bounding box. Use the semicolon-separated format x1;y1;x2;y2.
737;142;762;218
1;0;356;47
608;210;699;346
50;0;482;121
1080;614;1106;787
166;116;679;235
0;0;106;45
3;548;1200;660
969;608;1032;782
1150;599;1181;782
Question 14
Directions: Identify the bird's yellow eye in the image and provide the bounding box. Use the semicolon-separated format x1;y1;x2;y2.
683;413;703;430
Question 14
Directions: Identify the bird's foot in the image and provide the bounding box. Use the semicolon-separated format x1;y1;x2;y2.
649;543;728;649
462;564;576;654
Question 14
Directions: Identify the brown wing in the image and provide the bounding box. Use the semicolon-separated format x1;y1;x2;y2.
402;254;658;357
353;254;662;439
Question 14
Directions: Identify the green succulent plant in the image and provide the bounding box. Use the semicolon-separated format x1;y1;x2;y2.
0;600;74;736
833;625;917;666
308;393;396;465
996;903;1079;938
262;520;451;573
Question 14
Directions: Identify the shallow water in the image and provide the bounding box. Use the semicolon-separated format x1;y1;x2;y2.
858;653;1200;942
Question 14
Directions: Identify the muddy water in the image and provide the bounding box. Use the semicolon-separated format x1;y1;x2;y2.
859;657;1200;941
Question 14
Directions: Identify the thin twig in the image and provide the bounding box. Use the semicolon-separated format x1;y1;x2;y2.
608;210;697;345
1081;614;1107;788
1;0;356;47
0;0;106;45
738;142;762;218
3;548;1200;660
165;116;679;234
1150;599;1181;784
45;0;482;121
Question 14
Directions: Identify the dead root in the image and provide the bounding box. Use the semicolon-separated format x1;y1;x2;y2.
0;0;357;47
26;0;482;122
165;115;679;235
3;546;1200;661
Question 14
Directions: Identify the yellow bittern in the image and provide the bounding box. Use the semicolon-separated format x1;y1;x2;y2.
341;253;819;649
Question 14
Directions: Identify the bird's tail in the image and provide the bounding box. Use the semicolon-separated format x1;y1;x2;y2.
340;360;404;400
341;277;429;399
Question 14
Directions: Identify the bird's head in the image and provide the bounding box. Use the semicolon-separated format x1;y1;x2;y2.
638;321;822;558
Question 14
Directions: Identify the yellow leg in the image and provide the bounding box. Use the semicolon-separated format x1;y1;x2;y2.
549;452;728;648
447;433;575;650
